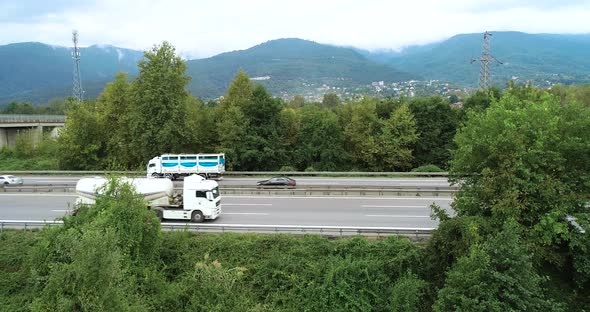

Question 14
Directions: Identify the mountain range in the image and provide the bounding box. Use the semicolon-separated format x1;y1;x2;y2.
1;31;589;105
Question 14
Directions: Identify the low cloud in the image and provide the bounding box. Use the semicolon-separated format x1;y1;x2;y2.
1;0;589;58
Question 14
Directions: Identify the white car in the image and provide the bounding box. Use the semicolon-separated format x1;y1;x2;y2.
0;175;23;185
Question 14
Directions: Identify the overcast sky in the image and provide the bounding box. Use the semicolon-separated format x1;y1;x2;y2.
1;0;589;59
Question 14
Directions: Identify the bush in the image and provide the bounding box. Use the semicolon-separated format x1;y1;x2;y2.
28;178;161;310
433;221;563;312
411;164;444;172
304;166;316;172
279;165;296;172
390;273;429;312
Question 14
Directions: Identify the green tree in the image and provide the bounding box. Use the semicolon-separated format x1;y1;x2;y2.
1;102;35;114
451;89;590;273
185;97;217;153
30;179;161;310
322;93;340;108
289;95;305;109
97;72;133;168
239;84;286;170
56;100;105;170
377;104;418;171
220;70;253;110
462;87;502;114
217;105;248;170
295;105;348;171
434;222;561;312
216;71;253;170
128;41;191;165
409;96;459;169
342;98;381;170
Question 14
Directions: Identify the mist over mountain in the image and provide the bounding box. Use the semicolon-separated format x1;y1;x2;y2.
386;31;590;87
185;38;417;99
1;31;589;105
0;42;143;104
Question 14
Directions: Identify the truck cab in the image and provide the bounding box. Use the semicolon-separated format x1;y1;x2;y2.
159;174;221;222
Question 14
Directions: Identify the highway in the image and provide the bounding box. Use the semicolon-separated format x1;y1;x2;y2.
0;193;453;228
15;176;451;188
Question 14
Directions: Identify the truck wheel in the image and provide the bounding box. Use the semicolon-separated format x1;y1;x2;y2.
164;173;174;180
191;211;204;223
151;173;160;178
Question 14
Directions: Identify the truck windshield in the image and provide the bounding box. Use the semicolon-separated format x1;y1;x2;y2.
211;187;220;199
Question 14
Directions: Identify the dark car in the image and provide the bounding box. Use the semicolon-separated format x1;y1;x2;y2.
257;177;296;187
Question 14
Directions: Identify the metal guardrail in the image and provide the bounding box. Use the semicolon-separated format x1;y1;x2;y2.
0;184;456;196
221;187;455;197
1;170;449;177
0;184;74;193
0;114;66;123
0;220;434;238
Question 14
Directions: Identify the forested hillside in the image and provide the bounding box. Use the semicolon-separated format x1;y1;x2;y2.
185;38;417;98
0;42;143;103
387;31;590;87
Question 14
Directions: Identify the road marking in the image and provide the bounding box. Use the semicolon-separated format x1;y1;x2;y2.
362;205;426;208
223;213;269;216
364;214;430;218
223;203;273;206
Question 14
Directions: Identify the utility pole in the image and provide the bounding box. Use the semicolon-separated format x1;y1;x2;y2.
72;30;84;103
471;31;502;90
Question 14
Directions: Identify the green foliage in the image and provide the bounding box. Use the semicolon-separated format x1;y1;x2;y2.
422;215;492;288
0;131;59;170
279;165;296;172
97;72;134;169
159;255;261;311
57;99;105;169
322;93;341;108
0;231;38;311
377;104;419;171
451;88;590;268
433;222;562;312
409;96;459;169
128;41;192;165
462;87;502;115
390;273;429;312
294;104;348;171
411;164;444;172
28;178;161;311
156;233;423;311
340;98;419;171
0;99;70;115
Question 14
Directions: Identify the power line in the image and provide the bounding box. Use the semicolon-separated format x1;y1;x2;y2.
471;31;502;90
72;30;84;103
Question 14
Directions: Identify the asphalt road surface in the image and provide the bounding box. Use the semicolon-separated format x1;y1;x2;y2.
0;193;453;228
14;176;451;188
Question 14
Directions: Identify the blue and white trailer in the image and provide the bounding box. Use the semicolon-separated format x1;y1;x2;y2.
147;153;225;180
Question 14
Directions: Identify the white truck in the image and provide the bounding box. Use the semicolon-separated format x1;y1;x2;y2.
75;174;221;222
147;153;225;180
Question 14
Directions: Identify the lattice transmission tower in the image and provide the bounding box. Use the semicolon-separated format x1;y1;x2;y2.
72;30;84;102
471;31;502;90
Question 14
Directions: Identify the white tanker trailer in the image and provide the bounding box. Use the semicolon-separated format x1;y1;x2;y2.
75;175;221;222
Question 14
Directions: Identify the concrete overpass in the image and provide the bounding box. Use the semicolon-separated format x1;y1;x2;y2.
0;115;65;148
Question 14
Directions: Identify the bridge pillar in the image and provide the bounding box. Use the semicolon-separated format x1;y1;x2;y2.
0;128;6;149
31;124;43;146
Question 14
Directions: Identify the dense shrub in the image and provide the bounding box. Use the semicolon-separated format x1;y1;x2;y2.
411;164;444;172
